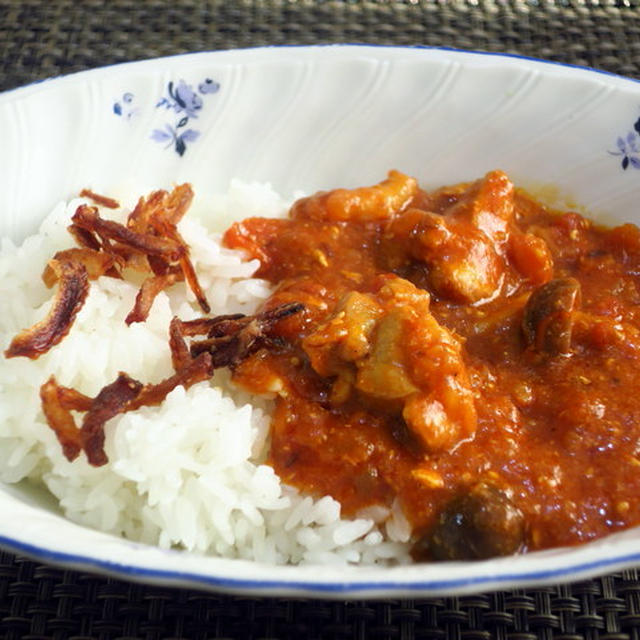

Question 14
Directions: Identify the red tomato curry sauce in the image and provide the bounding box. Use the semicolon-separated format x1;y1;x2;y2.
223;170;640;560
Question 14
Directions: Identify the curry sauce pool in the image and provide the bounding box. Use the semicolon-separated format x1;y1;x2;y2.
2;171;640;563
224;169;640;559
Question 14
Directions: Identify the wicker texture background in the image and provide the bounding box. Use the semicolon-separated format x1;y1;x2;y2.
3;0;640;92
3;0;640;638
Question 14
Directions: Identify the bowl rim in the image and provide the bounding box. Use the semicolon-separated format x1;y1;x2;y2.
3;532;640;598
3;42;640;102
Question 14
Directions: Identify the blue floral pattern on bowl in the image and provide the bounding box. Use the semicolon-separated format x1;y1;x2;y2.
112;79;220;156
151;78;220;156
610;116;640;170
113;92;137;120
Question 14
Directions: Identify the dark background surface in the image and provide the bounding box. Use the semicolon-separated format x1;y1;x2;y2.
3;1;640;638
3;0;640;93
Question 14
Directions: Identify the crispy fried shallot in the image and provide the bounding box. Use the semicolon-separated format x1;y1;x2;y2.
16;184;304;467
67;223;102;251
177;247;210;314
42;248;123;288
127;352;213;411
56;385;93;411
139;194;210;314
40;377;83;461
81;373;144;466
128;183;194;232
176;313;246;337
125;272;182;325
8;184;211;359
40;353;214;466
71;185;209;318
5;260;89;359
166;305;304;396
169;316;193;371
188;303;305;368
72;205;184;261
79;188;120;209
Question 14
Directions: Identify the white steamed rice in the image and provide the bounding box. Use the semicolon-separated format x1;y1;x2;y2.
0;180;411;566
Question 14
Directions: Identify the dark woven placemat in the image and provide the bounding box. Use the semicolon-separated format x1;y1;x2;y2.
2;548;640;640
2;0;640;92
3;1;640;638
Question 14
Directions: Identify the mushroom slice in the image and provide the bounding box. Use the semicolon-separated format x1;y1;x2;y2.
522;277;581;355
412;483;525;561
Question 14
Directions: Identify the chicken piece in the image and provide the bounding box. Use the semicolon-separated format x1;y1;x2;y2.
384;171;553;303
291;170;418;222
303;276;477;452
447;173;553;288
386;209;504;304
446;170;515;245
304;291;383;376
384;171;515;303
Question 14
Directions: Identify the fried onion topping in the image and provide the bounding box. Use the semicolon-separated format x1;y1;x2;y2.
13;183;296;467
79;188;120;209
81;373;143;466
8;184;209;362
72;205;184;261
72;185;209;315
128;183;194;232
5;260;89;359
40;353;214;466
169;317;193;371
188;303;305;368
125;272;182;325
42;248;123;288
40;377;83;462
67;223;102;251
127;353;213;411
37;299;304;466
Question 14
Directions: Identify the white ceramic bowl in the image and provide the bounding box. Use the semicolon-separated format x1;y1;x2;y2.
2;45;640;599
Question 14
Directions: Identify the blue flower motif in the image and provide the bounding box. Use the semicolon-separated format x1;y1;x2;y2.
610;130;640;170
114;78;219;157
151;124;200;157
151;77;220;156
113;92;137;120
158;80;203;118
199;78;220;95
